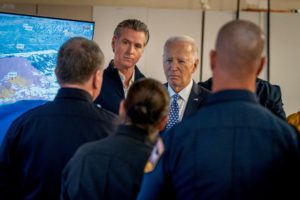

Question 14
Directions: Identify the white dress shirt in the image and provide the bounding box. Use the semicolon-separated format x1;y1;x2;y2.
167;79;193;121
118;69;135;97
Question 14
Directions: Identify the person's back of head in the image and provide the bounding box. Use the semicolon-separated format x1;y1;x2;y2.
121;78;169;137
211;20;265;92
114;19;150;46
55;37;104;100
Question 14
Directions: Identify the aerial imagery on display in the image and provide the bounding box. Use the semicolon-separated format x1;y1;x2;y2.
0;12;94;105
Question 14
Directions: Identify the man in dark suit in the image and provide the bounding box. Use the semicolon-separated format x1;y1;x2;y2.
0;37;119;200
138;20;299;200
162;35;211;130
94;19;149;114
199;77;286;120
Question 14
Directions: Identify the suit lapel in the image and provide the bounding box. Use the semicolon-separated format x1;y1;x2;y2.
106;62;125;98
110;62;145;99
182;82;204;120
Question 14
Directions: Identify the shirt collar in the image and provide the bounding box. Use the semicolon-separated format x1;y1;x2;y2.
207;89;259;106
55;87;93;103
118;69;135;89
117;124;155;147
167;79;193;101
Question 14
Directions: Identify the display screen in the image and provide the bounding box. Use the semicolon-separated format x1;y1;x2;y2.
0;12;95;105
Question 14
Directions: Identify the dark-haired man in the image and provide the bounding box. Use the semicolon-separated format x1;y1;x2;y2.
94;19;149;114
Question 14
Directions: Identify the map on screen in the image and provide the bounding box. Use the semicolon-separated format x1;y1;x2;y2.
0;12;95;105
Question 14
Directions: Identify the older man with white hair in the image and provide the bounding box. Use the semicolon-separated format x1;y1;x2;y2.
162;35;211;130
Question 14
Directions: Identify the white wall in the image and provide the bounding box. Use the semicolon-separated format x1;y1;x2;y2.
201;10;234;81
93;6;202;83
93;6;300;116
146;8;203;82
201;11;269;81
93;6;148;74
270;13;300;115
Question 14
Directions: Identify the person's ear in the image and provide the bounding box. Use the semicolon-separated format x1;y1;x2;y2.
111;36;117;53
93;69;103;90
91;69;103;101
256;56;265;76
210;50;217;71
192;58;199;73
119;100;126;120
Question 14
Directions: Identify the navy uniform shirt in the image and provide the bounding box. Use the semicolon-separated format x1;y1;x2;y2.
0;88;119;200
0;100;47;143
199;78;286;120
138;90;300;200
61;125;154;200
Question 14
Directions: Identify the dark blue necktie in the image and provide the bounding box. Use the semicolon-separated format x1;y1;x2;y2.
166;94;180;129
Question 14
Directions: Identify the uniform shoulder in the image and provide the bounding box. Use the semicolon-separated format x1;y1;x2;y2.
11;102;49;123
94;104;120;120
73;139;106;158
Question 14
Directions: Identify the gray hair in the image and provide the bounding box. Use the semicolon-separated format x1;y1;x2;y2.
164;35;199;61
56;37;104;85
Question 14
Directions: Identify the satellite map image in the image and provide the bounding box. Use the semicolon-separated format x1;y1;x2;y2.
0;12;94;105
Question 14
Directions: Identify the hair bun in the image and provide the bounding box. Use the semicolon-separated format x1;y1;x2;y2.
127;103;155;124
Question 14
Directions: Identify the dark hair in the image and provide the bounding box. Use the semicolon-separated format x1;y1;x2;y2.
114;19;150;46
56;37;104;85
124;78;169;132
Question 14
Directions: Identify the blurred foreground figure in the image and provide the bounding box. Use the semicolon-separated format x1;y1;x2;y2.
0;37;119;200
137;20;300;200
199;77;286;120
61;78;169;200
288;111;300;133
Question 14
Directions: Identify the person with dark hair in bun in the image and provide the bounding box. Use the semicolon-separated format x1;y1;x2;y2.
61;78;169;200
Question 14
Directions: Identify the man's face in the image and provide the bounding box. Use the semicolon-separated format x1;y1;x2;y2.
163;41;198;93
112;28;146;70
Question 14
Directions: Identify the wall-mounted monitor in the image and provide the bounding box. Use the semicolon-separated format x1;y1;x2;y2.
0;12;95;105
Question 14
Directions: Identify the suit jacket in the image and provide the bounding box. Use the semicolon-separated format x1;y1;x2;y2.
165;81;211;120
198;77;286;120
94;60;145;114
0;88;119;200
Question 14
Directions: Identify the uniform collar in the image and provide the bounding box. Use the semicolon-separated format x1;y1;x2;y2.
54;88;93;103
207;89;259;106
116;125;155;147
